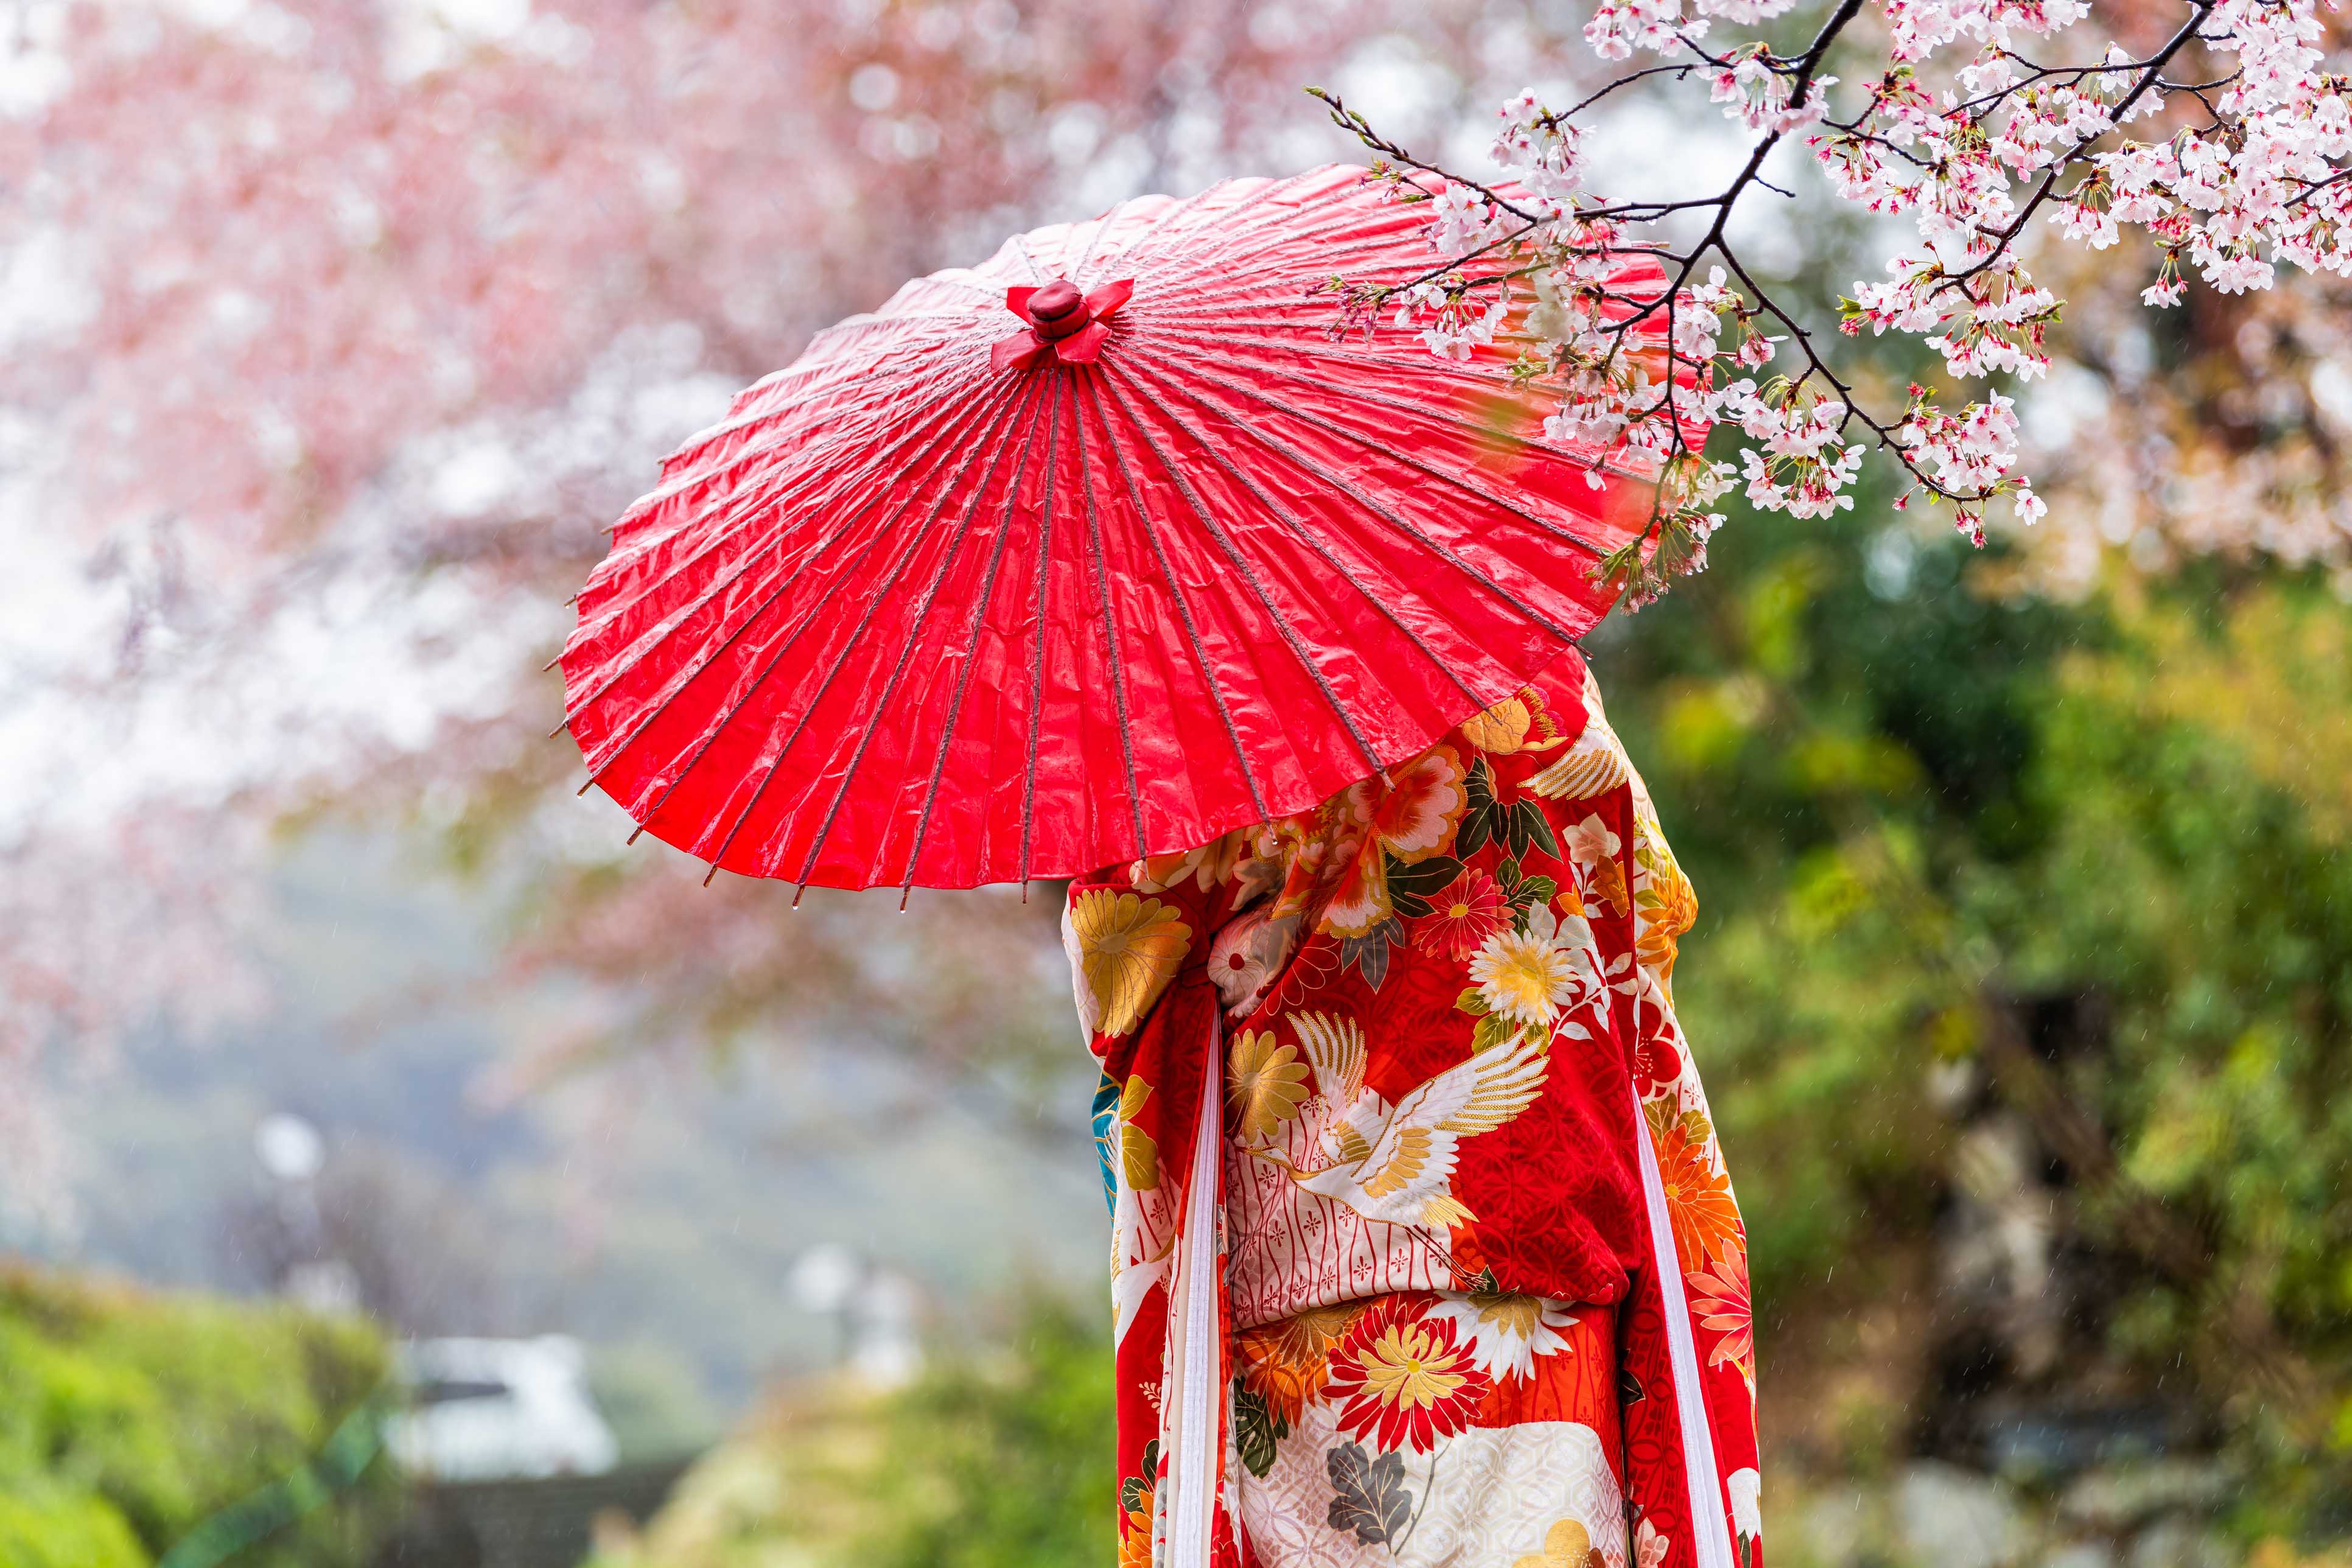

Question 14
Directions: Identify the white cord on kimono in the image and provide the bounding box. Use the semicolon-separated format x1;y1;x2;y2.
1166;1030;1225;1568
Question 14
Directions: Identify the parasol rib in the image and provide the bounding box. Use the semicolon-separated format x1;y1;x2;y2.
1011;382;1066;886
1133;359;1589;638
1070;380;1153;866
1113;356;1492;712
777;383;1051;888
895;380;1061;893
576;379;1019;786
643;377;1040;858
1077;373;1273;822
1144;335;1642;550
1093;368;1386;774
566;375;1016;735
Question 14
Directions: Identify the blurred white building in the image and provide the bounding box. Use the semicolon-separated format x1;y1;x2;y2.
387;1335;620;1481
788;1242;924;1389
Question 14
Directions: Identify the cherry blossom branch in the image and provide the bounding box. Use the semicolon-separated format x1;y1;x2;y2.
1310;0;2348;604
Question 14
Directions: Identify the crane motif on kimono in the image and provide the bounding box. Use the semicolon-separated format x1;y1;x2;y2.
1244;1010;1549;1230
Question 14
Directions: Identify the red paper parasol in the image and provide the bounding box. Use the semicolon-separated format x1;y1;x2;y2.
561;164;1684;892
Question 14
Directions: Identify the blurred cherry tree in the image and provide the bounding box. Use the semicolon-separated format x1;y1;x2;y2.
0;0;1581;1203
9;0;2347;1216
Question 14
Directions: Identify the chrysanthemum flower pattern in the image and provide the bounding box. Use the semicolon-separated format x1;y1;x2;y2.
1323;1297;1493;1454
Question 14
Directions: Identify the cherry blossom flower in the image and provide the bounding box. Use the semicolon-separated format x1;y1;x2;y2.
1318;0;2351;600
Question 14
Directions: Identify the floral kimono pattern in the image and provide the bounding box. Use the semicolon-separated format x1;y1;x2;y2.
1065;651;1760;1568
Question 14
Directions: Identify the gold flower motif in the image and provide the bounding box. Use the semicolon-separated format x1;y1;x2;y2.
1227;1029;1311;1144
1460;695;1534;755
1514;1517;1606;1568
1465;1290;1545;1339
1118;1075;1160;1191
1067;890;1192;1037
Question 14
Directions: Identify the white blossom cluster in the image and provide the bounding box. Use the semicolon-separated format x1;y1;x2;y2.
1360;0;2349;603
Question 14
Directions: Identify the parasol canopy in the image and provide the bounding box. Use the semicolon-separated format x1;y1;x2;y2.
560;164;1685;892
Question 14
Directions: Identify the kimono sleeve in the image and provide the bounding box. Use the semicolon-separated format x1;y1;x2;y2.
1612;764;1763;1568
1064;861;1208;1216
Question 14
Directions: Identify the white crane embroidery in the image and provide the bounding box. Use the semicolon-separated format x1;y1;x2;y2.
1251;1010;1549;1230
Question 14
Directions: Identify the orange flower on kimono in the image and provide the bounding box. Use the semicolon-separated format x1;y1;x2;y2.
1561;813;1629;918
1650;1107;1741;1274
1234;1303;1358;1426
1118;1509;1153;1568
1689;1244;1755;1382
1323;1297;1491;1453
1635;828;1699;984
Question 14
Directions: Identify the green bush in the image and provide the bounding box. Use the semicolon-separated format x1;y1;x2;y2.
0;1261;393;1568
1592;487;2352;1503
592;1300;1114;1568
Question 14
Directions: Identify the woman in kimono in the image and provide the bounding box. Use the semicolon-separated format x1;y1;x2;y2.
1062;649;1760;1568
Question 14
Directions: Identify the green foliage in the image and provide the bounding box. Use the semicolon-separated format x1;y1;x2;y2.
590;1300;1115;1568
853;1304;1115;1568
0;1491;147;1568
1592;481;2352;1492
0;1261;394;1568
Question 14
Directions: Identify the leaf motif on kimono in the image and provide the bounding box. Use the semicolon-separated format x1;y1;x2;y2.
1119;1438;1160;1516
1233;1381;1287;1478
1382;853;1464;921
1457;759;1500;859
1454;985;1489;1017
1465;757;1497;811
1337;919;1401;991
1471;1009;1528;1055
1326;1441;1413;1545
1618;1367;1646;1407
1515;874;1558;915
1505;799;1559;859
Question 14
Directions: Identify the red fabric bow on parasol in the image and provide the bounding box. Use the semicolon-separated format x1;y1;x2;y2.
991;278;1136;370
559;165;1693;893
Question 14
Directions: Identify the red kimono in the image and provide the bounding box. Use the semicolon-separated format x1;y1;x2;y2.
1063;653;1760;1568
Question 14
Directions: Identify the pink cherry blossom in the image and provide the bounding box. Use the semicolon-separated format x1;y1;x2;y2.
1320;0;2351;586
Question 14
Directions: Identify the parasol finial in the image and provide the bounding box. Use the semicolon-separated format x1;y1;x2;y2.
991;278;1135;370
1024;280;1089;339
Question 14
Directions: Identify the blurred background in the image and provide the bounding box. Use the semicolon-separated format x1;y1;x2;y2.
2;1;2350;1566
